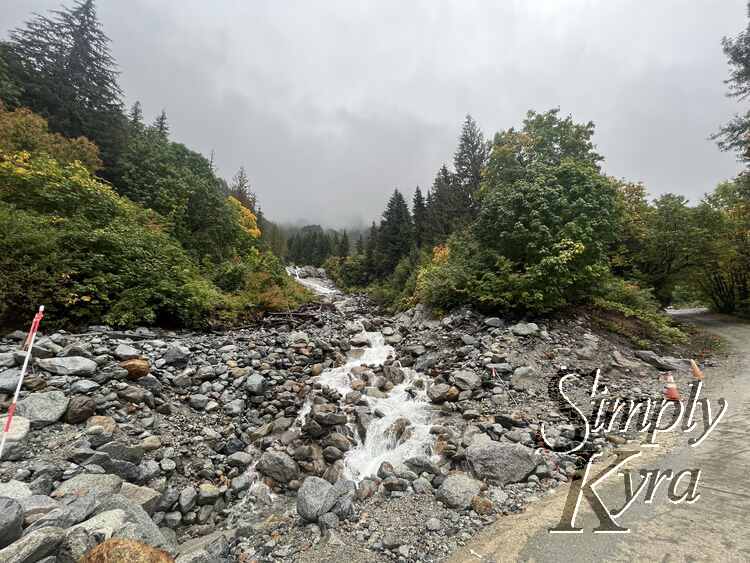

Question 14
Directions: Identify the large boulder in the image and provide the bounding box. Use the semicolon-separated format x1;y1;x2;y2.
16;391;69;429
91;495;174;552
0;497;23;548
466;439;539;485
436;473;481;509
52;474;123;498
296;476;336;522
0;526;64;562
0;480;32;499
256;451;299;484
0;369;20;393
635;350;687;372
36;357;97;376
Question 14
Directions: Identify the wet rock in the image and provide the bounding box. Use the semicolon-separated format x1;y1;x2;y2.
404;455;441;475
16;391;69;429
428;383;453;403
436;473;481;509
36;357;97;377
466;439;539;485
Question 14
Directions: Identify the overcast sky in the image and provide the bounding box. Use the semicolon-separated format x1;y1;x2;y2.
3;0;746;227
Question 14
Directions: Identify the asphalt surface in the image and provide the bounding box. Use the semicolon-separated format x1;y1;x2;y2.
449;311;750;563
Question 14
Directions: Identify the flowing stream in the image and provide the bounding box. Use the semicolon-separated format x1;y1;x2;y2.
289;267;436;481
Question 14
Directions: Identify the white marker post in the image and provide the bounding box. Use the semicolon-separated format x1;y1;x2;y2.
0;305;45;459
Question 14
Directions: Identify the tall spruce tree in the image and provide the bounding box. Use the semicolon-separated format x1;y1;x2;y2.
715;2;750;161
375;189;413;276
7;0;126;173
453;114;488;218
337;231;350;257
153;109;169;137
128;101;143;129
230;166;256;211
424;164;456;244
412;186;427;248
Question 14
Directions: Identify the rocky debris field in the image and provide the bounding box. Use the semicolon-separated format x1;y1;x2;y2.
0;274;702;562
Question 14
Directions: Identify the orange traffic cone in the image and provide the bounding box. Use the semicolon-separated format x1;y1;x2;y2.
690;360;704;381
663;373;681;401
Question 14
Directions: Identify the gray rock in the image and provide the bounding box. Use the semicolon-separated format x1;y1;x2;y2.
318;511;339;530
296;476;335;522
51;473;123;498
427;383;452;403
18;496;59;526
0;415;30;444
0;526;64;562
189;394;209;410
404;455;441;475
635;350;687;371
0;480;32;499
453;370;481;390
175;531;228;563
119;483;161;515
511;366;536;391
69;380;100;394
0;369;21;393
484;317;503;328
436;473;481;509
36;357;97;376
257;451;299;483
245;374;265;395
179;486;197;513
227;452;253;467
16;391;69;428
92;495;173;552
0;353;15;368
426;517;443;531
164;344;191;367
0;497;23;548
509;322;539;336
69;508;128;536
114;344;141;361
467;439;539;485
197;483;220;505
223;398;245;416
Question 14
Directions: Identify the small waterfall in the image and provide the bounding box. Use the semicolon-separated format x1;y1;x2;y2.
314;329;436;481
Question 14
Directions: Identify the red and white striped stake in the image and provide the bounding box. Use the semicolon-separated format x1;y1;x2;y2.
0;305;44;459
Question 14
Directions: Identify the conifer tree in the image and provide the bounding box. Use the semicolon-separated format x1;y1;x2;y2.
128;101;143;129
7;0;126;172
230;166;256;211
425;164;456;244
453;114;488;219
412;186;427;248
153;109;169;137
337;231;350;257
356;234;364;254
375;189;413;276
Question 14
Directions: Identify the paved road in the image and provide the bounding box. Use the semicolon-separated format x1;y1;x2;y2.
449;312;750;563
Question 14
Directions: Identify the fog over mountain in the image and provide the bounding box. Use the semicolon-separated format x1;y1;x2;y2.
3;0;744;226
